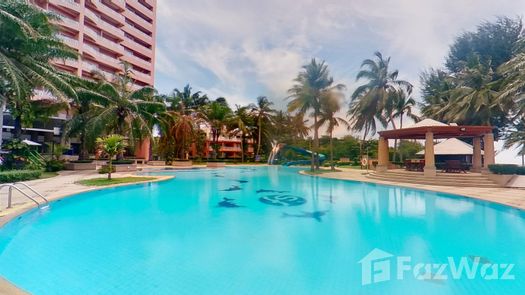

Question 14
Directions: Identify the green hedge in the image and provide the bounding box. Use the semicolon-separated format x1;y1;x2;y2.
488;164;525;175
45;160;64;172
0;170;42;183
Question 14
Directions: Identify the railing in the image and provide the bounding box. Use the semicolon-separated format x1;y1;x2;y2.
58;34;80;48
0;183;49;209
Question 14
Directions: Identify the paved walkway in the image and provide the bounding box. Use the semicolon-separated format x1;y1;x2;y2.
306;168;525;210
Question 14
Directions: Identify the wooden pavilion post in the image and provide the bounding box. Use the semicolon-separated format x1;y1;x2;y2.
424;131;436;177
472;137;482;173
482;133;495;173
376;136;389;172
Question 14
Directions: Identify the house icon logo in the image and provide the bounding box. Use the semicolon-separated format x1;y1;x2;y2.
359;248;394;285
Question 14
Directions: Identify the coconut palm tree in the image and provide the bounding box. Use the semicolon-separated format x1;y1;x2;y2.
203;99;232;159
168;84;209;111
0;0;77;145
228;105;254;162
498;52;525;119
438;60;504;127
287;58;345;171
316;92;349;170
78;64;165;157
348;52;412;159
504;120;525;166
420;69;456;121
96;134;126;180
385;89;419;161
250;96;274;160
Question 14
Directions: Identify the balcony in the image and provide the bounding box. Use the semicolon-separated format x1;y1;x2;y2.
122;38;152;55
97;36;124;55
50;0;80;13
92;0;125;25
124;10;153;33
58;35;80;50
82;61;99;72
84;8;125;40
123;25;153;44
131;70;152;84
52;58;79;70
126;0;154;19
56;17;80;32
121;54;151;70
98;53;121;69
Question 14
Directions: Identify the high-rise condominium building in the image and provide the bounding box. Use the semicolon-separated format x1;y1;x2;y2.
33;0;157;88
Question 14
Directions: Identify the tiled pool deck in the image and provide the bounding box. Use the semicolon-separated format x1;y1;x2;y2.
0;165;523;292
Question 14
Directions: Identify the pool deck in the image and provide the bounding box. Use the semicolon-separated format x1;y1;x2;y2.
304;168;525;210
0;165;524;293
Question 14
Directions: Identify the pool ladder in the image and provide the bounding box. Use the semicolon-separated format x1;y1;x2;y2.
0;182;49;209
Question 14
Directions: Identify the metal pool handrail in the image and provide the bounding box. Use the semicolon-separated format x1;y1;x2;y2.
0;182;49;209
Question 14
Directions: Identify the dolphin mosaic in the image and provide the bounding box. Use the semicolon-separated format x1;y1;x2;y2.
221;185;242;191
282;210;328;222
217;198;244;208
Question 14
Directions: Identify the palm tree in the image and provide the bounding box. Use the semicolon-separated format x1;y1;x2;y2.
287;58;344;171
96;134;126;180
386;89;419;161
498;52;525;120
229;105;254;162
64;76;104;160
316;92;349;170
348;51;412;158
78;64;165;158
250;96;274;160
420;68;456;121
438;60;503;127
0;0;77;145
504;120;525;166
203;99;232;159
168;84;209;111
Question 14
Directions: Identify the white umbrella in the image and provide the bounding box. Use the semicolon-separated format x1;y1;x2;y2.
22;139;42;146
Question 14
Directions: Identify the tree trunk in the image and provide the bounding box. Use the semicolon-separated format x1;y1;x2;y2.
391;116;397;163
108;159;112;180
0;96;6;149
79;132;90;160
330;130;335;171
13;115;22;140
256;117;262;159
240;135;244;163
313;112;319;171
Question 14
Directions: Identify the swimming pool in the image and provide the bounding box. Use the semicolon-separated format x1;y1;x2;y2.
0;166;523;294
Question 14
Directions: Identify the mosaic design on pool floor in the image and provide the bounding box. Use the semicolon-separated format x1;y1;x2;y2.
256;189;289;194
217;197;244;208
221;185;242;191
259;195;306;206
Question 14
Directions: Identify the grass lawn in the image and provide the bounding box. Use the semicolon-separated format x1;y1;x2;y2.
77;177;157;186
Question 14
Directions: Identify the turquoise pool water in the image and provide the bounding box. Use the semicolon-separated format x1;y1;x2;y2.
0;166;524;294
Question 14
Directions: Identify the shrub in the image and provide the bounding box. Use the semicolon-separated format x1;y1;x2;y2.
0;170;42;183
98;165;116;174
45;160;64;172
488;164;525;175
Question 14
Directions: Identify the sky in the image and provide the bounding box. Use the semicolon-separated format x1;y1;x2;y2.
153;0;525;164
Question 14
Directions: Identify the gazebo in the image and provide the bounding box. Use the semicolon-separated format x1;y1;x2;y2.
376;119;495;176
415;138;484;165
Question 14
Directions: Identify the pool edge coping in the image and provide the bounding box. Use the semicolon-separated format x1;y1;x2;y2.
298;170;525;211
